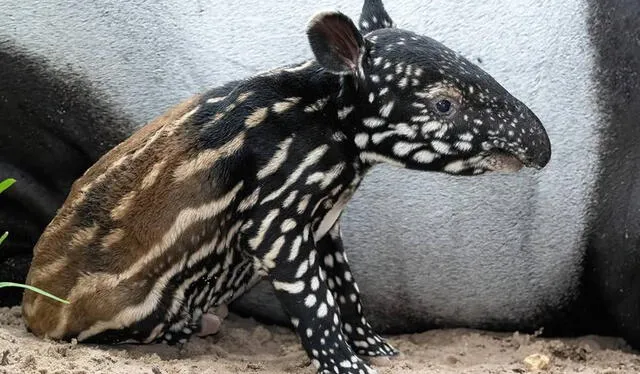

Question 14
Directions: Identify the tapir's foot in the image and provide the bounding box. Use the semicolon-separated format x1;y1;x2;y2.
197;304;229;337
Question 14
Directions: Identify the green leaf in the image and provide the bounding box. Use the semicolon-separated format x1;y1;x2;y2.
0;231;7;246
0;282;70;304
0;178;16;194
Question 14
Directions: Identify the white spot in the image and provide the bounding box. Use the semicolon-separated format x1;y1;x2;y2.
324;255;334;268
411;115;432;123
454;141;473;152
297;194;312;214
296;260;309;278
459;132;474;142
305;294;317;307
395;123;418;138
280;219;297;233
368;93;375;103
326;290;335;307
379;101;395;118
344;271;352;282
354;133;369;148
398;77;408;88
307;328;314;338
363;117;386;128
373;57;383;66
379;87;389;96
309;250;317;267
421;121;442;135
311;276;320;291
413;150;437;163
317;303;328;318
371;130;395;144
431;140;451;154
393;142;422;157
361;20;370;28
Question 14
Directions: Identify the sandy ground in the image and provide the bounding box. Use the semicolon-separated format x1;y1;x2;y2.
1;307;639;374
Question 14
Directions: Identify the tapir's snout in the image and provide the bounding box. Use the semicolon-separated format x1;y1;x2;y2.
520;109;551;170
481;103;551;173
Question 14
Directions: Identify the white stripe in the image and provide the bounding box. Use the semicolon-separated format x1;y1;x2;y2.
261;145;329;204
118;182;243;281
258;138;293;179
273;281;305;294
249;209;280;250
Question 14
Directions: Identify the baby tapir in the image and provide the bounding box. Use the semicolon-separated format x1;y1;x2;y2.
22;1;551;373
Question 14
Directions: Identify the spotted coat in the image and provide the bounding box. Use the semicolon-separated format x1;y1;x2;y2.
21;1;551;373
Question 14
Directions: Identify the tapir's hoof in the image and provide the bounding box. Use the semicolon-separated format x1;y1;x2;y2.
196;304;229;337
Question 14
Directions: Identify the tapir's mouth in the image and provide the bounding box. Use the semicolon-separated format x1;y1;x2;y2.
479;149;525;173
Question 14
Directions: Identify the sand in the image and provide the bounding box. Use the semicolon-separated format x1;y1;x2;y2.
1;306;639;374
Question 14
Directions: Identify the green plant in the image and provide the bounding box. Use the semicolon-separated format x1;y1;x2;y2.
0;178;69;304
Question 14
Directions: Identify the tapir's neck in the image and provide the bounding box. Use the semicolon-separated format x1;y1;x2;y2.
251;60;371;167
278;61;377;168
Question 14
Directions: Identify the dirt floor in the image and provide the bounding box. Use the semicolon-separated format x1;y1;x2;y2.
1;307;639;374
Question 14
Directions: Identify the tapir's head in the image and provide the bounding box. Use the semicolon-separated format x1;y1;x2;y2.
306;0;551;175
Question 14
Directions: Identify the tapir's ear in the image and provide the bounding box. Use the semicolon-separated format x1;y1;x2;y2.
359;0;395;34
307;11;365;75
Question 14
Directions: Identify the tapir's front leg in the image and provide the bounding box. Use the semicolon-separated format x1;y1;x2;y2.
319;223;398;358
252;224;376;374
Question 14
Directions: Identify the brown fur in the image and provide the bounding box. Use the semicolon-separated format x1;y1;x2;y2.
20;94;235;339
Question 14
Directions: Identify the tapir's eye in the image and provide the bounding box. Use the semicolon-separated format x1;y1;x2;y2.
435;99;452;113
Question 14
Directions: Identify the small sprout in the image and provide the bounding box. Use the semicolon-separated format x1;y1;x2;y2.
0;178;70;304
0;282;70;304
0;178;16;194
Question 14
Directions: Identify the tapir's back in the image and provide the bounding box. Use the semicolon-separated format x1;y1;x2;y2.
21;94;229;339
